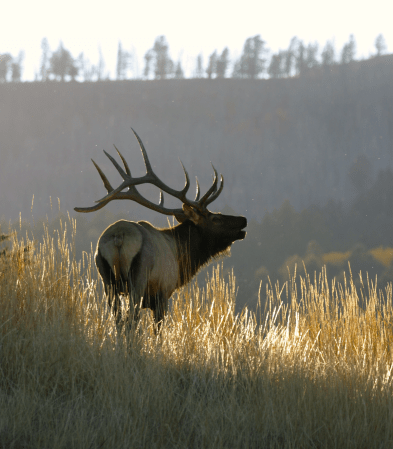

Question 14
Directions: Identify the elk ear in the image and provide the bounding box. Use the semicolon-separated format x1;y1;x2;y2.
182;204;203;225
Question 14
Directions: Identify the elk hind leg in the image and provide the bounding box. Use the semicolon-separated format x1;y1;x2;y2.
150;293;168;329
126;271;142;324
99;283;122;332
96;251;122;322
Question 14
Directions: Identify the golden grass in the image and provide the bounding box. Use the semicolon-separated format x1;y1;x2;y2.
370;246;393;267
322;250;352;266
323;246;393;268
1;217;393;448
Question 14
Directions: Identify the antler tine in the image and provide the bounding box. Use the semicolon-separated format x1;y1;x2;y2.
198;163;218;205
178;159;191;196
195;177;200;201
74;159;114;212
113;144;131;176
74;199;112;213
103;150;128;180
129;128;192;203
130;127;191;200
131;127;153;174
91;159;113;193
204;174;224;206
159;190;164;207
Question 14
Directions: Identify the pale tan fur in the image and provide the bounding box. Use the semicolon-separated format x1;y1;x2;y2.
138;222;179;297
98;220;179;297
99;221;143;282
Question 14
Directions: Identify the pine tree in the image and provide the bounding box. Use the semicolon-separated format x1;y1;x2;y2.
49;42;78;81
216;48;229;78
77;53;85;81
144;50;153;79
116;42;132;80
68;61;78;81
83;60;96;82
375;34;387;56
151;36;173;79
341;35;356;64
116;42;123;80
0;53;12;82
40;38;50;81
11;51;24;82
174;60;184;79
234;35;267;79
283;37;298;77
268;53;283;78
295;40;306;75
206;50;217;79
194;54;204;78
305;43;319;70
96;47;106;80
321;40;335;66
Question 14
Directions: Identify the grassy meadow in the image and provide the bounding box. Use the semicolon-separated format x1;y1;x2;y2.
0;217;393;448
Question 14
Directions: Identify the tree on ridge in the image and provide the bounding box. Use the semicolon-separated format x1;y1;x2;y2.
233;35;268;79
48;42;78;81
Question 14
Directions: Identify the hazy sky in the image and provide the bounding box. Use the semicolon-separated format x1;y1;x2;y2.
1;0;391;80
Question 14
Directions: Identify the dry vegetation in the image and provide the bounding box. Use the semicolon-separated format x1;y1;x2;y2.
1;217;393;448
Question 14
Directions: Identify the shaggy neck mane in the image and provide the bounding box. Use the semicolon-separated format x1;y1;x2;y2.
162;220;231;286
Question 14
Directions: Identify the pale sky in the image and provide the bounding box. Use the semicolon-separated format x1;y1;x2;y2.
1;0;392;80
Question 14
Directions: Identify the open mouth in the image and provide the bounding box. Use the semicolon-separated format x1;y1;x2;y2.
234;218;247;240
237;223;247;239
238;230;247;239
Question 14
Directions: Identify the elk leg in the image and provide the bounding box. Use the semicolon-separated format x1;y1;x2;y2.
113;292;122;326
103;283;122;328
151;293;168;326
96;251;121;319
127;273;141;323
111;280;123;325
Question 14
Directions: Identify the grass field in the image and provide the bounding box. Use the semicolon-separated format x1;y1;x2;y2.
1;218;393;448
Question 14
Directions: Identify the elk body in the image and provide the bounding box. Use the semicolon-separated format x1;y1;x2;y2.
75;129;247;326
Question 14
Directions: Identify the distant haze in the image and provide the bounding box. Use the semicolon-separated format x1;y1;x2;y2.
1;0;392;80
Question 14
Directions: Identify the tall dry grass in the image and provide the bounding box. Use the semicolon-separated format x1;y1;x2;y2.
0;217;393;448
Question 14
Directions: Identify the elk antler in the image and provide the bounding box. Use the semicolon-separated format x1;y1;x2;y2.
74;128;224;219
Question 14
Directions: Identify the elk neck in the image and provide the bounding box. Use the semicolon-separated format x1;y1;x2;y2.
162;219;232;286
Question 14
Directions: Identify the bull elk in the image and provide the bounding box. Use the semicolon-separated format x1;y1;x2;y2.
74;129;247;326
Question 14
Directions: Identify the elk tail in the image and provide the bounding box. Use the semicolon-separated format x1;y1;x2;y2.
113;251;121;282
113;234;124;282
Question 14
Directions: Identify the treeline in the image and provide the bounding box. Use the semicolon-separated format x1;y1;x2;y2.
0;33;388;82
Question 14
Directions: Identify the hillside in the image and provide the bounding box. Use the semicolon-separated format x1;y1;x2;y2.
1;55;393;226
